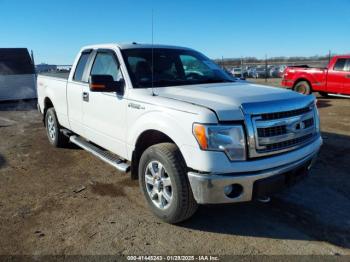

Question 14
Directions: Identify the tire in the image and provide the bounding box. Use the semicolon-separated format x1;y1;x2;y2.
319;91;329;98
45;107;68;147
139;143;198;224
293;81;312;95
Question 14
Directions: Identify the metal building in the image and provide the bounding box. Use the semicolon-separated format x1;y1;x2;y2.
0;48;37;101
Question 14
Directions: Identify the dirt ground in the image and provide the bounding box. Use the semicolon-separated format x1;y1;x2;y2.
0;83;350;256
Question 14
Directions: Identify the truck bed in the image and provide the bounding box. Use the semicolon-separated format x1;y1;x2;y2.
38;72;69;79
37;73;69;128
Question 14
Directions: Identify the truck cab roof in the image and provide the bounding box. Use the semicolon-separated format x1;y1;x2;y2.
81;43;194;52
331;55;350;59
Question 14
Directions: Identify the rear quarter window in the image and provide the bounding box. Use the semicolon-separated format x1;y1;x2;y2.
73;53;90;82
345;59;350;72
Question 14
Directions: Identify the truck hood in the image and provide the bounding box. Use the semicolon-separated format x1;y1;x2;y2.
155;82;305;121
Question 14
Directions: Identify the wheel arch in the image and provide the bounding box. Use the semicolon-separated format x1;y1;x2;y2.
127;110;197;179
131;129;187;180
293;78;313;91
43;97;55;125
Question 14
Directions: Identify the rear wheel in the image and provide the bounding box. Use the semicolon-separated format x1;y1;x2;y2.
139;143;198;224
45;108;68;147
293;81;312;95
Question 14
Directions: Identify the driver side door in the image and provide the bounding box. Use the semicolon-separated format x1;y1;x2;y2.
82;49;128;158
342;59;350;95
326;58;347;94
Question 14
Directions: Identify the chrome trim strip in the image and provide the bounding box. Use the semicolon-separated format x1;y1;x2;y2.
243;110;257;157
253;112;314;128
241;96;315;115
257;129;314;145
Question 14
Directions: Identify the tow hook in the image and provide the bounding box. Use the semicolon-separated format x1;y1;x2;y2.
257;196;271;203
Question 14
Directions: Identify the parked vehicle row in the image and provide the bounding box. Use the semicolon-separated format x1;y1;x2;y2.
227;65;287;79
229;67;247;78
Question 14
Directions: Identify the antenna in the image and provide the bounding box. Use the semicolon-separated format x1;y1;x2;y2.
151;8;156;96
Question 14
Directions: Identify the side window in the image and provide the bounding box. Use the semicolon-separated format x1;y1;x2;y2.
73;52;90;82
333;58;346;71
345;59;350;72
91;52;122;81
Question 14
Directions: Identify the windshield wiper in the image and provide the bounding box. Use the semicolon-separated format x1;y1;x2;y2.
136;78;234;88
197;78;235;84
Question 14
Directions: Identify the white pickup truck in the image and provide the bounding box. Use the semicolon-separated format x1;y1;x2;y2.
37;43;322;223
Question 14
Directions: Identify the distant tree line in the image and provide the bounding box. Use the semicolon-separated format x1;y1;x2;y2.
214;54;333;68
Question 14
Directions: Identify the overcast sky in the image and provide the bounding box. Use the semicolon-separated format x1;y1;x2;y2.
1;0;349;64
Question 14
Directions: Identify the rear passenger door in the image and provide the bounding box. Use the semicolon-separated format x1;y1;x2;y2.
81;49;128;158
67;50;92;136
326;58;347;94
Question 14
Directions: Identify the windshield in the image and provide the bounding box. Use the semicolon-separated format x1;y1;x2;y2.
121;48;234;88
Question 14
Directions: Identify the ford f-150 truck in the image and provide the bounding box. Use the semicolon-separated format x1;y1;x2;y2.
281;55;350;96
37;43;322;223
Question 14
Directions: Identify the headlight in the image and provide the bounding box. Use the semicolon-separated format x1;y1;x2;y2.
193;123;246;161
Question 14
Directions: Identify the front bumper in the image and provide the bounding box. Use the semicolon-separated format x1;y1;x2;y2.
188;150;319;204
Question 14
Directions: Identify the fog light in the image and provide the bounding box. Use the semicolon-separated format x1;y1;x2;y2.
224;184;243;198
224;185;233;196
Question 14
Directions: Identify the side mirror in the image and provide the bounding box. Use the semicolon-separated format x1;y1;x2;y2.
89;75;124;94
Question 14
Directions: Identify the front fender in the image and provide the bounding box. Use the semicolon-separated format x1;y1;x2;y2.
126;110;197;165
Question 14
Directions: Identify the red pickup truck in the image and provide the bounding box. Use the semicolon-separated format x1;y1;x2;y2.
281;55;350;96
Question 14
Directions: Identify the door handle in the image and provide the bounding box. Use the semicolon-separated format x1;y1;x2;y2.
82;92;89;102
345;74;350;79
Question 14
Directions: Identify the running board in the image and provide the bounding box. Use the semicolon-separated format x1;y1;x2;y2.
328;93;350;99
69;135;130;173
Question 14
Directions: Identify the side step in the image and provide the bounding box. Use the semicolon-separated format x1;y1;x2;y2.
328;93;350;99
69;135;130;173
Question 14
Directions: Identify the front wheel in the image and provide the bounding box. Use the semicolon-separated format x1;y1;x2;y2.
293;81;312;95
139;143;198;224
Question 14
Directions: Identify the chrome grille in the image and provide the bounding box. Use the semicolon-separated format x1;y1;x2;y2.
260;133;314;153
243;101;318;158
257;125;287;137
303;118;314;128
260;106;312;120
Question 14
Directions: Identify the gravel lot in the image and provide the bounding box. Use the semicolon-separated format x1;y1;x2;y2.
0;82;349;255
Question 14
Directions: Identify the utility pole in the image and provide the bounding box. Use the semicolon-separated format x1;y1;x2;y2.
328;50;331;64
221;56;224;69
